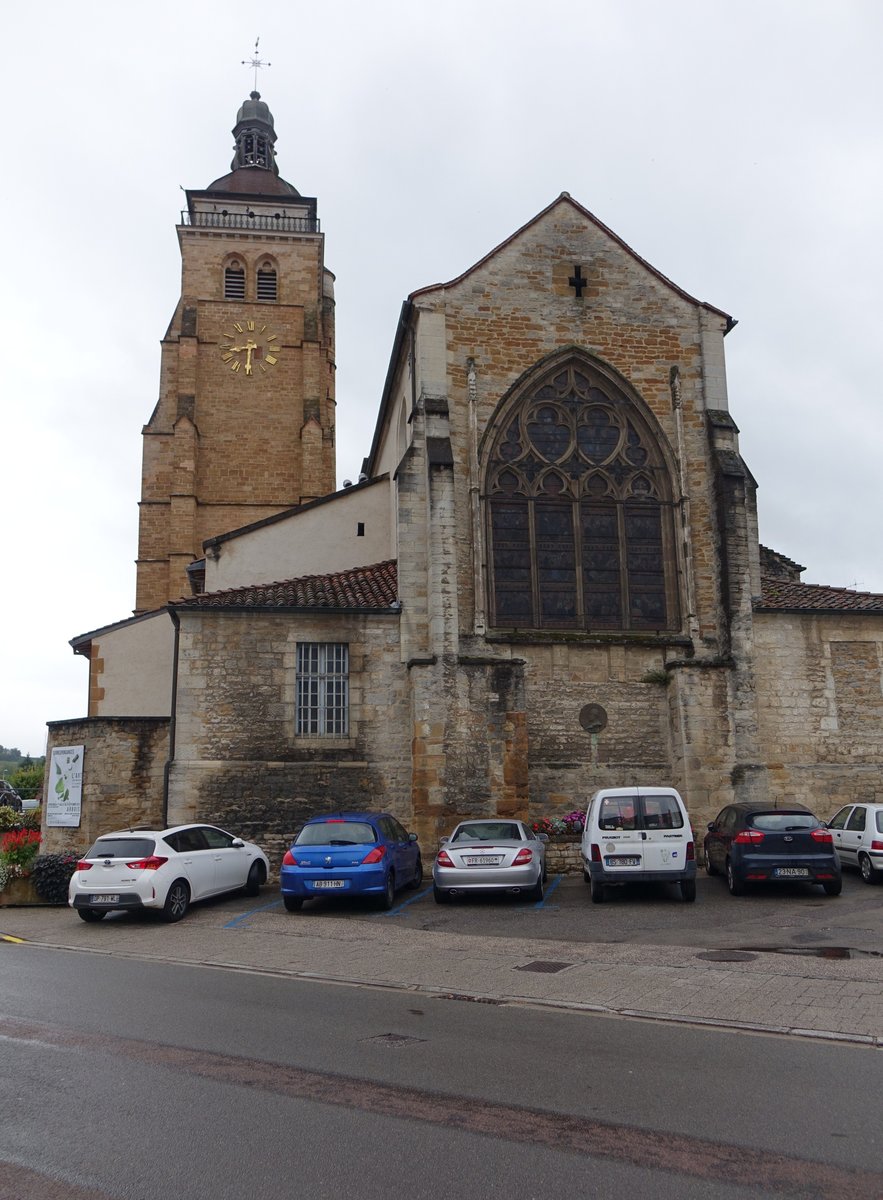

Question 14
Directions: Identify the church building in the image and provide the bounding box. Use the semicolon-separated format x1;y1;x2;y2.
45;92;883;864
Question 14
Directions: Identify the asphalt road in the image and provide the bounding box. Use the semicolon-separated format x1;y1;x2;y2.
2;947;882;1200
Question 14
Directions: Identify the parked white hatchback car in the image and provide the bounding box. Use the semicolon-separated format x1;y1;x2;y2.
581;786;696;903
826;802;883;884
69;823;270;922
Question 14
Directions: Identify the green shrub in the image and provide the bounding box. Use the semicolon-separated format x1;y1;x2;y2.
0;805;21;831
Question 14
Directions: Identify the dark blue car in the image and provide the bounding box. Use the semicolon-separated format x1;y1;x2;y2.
280;812;422;912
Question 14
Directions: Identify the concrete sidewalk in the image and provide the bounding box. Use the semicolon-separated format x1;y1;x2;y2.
2;901;881;1047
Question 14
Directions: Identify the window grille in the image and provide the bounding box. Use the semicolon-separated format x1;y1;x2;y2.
257;267;277;301
224;265;245;300
296;643;349;736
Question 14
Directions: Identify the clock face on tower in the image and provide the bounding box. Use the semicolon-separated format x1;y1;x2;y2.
220;319;281;376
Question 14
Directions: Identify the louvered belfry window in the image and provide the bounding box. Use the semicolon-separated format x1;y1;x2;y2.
224;263;245;300
485;361;679;632
257;264;277;301
296;643;349;736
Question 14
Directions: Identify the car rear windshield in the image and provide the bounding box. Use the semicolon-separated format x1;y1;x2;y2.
295;821;377;846
87;837;156;859
597;795;684;831
452;822;523;842
748;812;818;832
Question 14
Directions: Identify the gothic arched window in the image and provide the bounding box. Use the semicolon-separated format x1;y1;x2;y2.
485;361;679;632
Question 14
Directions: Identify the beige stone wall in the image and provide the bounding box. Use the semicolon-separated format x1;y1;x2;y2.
42;718;169;855
204;478;393;592
166;610;409;870
754;612;883;818
87;613;175;717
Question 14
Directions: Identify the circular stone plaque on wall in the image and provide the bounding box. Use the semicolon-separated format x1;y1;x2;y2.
579;704;608;734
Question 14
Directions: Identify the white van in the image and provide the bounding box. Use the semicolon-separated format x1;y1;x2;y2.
581;786;696;903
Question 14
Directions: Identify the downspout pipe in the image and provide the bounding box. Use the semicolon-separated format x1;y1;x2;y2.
162;607;181;827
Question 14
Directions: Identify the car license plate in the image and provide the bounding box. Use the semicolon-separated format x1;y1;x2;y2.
312;880;344;889
91;894;119;904
773;867;809;878
464;855;503;866
605;856;641;867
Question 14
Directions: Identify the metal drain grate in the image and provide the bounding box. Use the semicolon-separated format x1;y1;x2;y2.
515;960;573;974
363;1032;427;1047
696;951;758;963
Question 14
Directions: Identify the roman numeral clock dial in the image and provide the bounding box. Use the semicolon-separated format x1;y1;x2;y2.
220;319;281;376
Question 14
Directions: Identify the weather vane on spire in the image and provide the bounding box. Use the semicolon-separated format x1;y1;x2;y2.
242;37;271;92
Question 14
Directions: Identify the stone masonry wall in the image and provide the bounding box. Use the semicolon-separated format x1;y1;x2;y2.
754;612;883;816
167;610;409;874
42;718;169;855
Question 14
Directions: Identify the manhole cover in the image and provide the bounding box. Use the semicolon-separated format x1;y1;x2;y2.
696;951;758;963
515;960;573;974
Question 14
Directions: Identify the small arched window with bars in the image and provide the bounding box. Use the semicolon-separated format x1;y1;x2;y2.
224;261;245;300
484;360;680;633
257;261;277;301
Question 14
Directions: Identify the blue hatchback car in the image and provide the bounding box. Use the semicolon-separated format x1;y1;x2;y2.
280;812;423;912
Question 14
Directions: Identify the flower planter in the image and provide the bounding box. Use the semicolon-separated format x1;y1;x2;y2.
0;876;57;906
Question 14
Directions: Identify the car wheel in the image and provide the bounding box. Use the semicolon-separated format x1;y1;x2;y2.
726;859;745;896
528;872;544;902
77;908;106;922
433;883;451;904
407;855;423;889
583;868;591;884
590;878;606;904
378;872;396;910
859;853;880;884
162;879;190;922
680;878;697;902
283;895;303;912
822;880;842;897
244;862;264;897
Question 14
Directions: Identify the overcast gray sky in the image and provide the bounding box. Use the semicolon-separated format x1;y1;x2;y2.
3;0;881;757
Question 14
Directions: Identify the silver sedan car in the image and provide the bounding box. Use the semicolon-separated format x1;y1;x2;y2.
432;819;548;903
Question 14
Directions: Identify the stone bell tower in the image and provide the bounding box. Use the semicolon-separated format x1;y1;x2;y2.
135;90;336;613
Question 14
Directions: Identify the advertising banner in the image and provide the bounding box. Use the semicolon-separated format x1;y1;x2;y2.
46;746;84;828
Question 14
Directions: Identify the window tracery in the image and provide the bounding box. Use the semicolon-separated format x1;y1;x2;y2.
484;361;679;632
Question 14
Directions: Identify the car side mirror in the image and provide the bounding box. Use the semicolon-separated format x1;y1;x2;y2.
232;838;245;847
409;831;418;842
537;833;549;844
439;835;450;845
706;822;715;831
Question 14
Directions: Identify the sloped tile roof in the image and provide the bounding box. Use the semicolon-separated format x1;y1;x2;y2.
175;560;398;611
758;577;883;613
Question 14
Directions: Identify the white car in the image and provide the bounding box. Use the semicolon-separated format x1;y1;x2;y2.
826;802;883;884
68;823;270;922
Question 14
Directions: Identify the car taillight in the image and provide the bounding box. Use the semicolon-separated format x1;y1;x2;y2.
361;847;386;864
436;850;454;868
590;843;602;862
871;840;883;852
734;830;765;844
125;856;168;870
76;861;93;871
512;848;533;866
686;841;695;861
282;849;296;866
810;828;833;844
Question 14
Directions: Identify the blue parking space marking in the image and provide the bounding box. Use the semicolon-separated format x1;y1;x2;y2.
534;874;563;908
224;898;283;928
377;884;434;917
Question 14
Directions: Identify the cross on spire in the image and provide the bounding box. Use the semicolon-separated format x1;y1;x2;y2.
568;265;587;298
241;37;271;91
